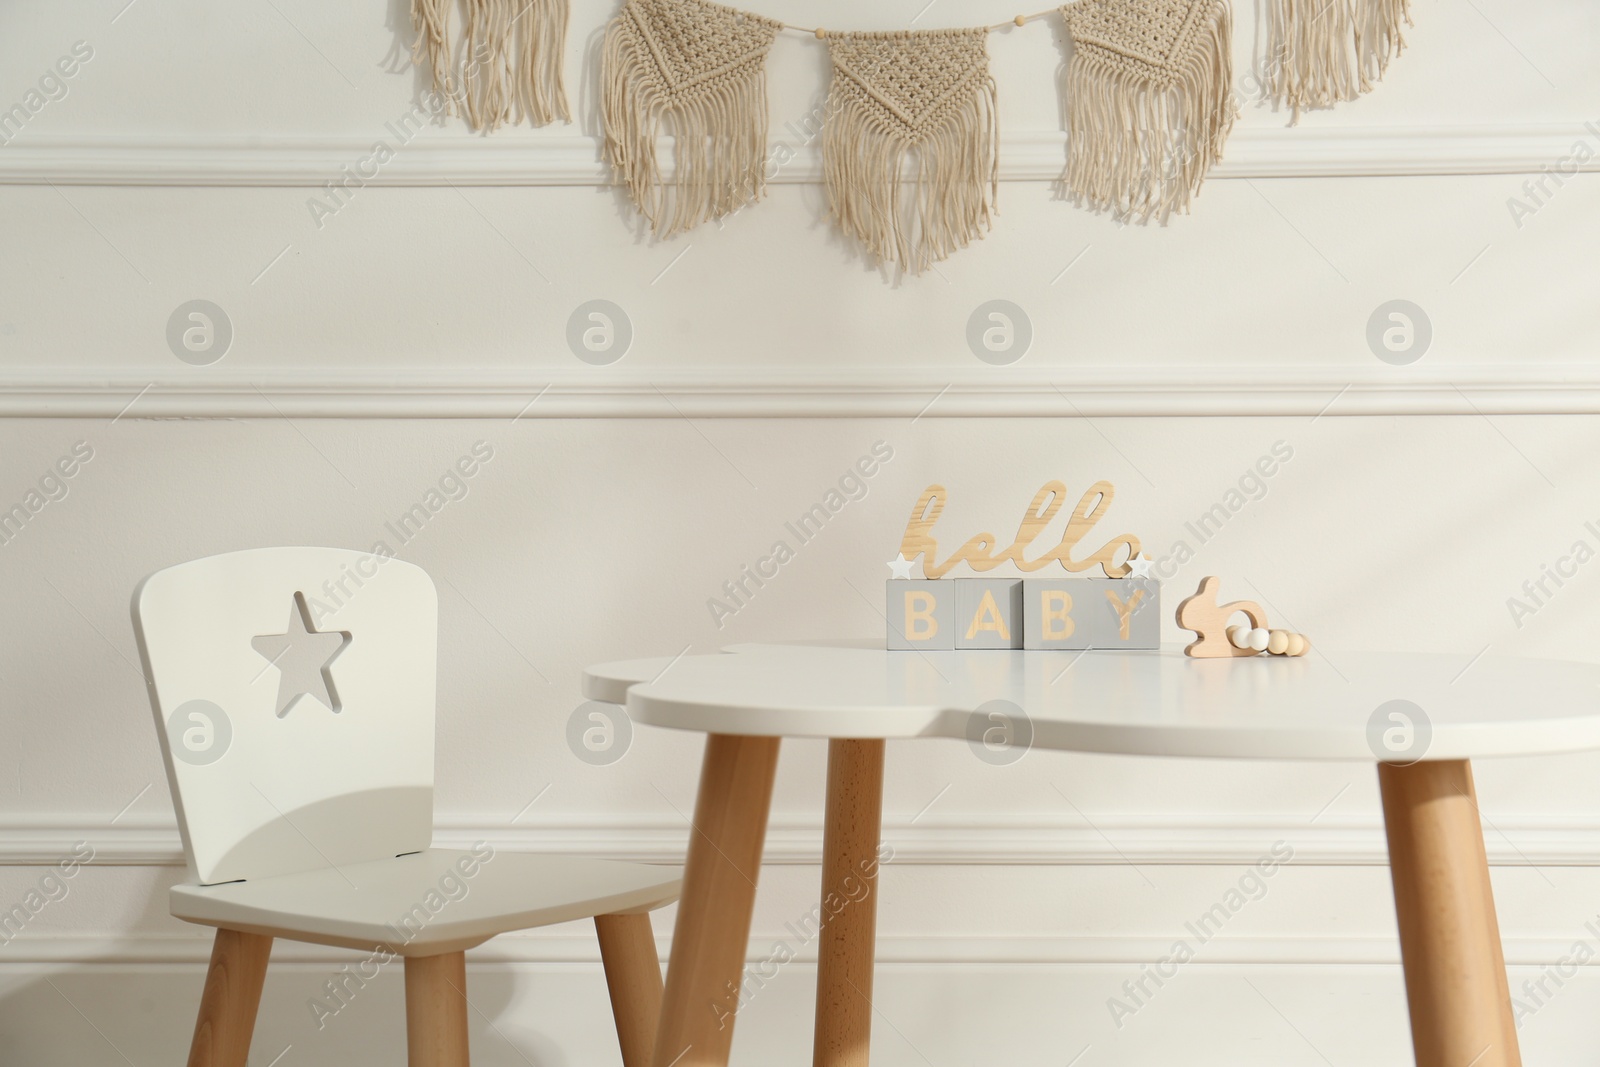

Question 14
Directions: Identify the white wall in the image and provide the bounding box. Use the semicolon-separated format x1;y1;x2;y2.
3;1;1600;1064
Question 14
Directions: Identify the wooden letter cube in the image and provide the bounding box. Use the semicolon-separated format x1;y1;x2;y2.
955;578;1023;650
1083;577;1160;649
1023;579;1082;649
886;580;954;649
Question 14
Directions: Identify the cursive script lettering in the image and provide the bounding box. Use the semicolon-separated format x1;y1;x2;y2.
899;481;1140;579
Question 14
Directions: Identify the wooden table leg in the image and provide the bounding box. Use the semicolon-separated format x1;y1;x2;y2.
652;733;782;1067
1379;759;1521;1067
814;739;886;1067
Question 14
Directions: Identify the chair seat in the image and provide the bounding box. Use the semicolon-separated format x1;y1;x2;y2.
171;848;681;956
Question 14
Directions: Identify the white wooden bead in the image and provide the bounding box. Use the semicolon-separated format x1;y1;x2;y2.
1285;633;1306;657
1227;625;1251;649
1246;628;1270;652
1267;630;1290;655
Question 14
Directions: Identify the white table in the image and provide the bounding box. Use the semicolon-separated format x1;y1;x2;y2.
585;642;1600;1067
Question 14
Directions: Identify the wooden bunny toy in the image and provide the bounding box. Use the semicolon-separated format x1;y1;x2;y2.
1176;576;1309;658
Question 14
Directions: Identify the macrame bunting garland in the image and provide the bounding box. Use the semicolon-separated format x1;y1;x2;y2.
1262;0;1412;120
823;29;999;274
1060;0;1235;223
602;0;784;237
404;0;1421;259
411;0;571;130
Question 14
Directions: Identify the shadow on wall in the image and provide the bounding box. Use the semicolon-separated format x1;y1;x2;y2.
383;0;436;102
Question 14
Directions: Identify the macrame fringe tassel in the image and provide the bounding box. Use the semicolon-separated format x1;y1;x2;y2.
602;21;773;237
823;78;999;275
1063;0;1234;223
1263;0;1411;120
411;0;570;131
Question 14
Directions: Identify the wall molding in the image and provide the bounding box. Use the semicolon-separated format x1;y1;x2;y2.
8;815;1600;868
0;931;1593;968
1;124;1596;187
4;367;1600;418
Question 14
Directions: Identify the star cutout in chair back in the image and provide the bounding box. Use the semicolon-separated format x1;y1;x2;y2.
251;593;352;717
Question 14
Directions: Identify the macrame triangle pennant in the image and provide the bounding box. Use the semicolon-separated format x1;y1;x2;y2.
1262;0;1412;119
1060;0;1235;223
412;0;571;130
823;28;998;274
603;0;783;237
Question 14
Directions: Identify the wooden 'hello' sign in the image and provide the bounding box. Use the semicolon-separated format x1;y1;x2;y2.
898;481;1140;579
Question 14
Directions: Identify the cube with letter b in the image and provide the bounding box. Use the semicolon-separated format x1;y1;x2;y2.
1023;578;1160;650
886;580;954;649
955;578;1023;650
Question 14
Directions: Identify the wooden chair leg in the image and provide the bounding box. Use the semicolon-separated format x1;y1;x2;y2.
596;912;665;1067
652;733;782;1067
404;951;470;1067
1379;759;1522;1067
187;928;272;1067
814;739;885;1067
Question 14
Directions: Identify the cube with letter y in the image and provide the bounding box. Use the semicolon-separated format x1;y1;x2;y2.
1080;577;1160;649
955;578;1023;650
886;580;954;649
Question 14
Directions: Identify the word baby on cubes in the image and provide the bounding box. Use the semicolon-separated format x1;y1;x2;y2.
887;577;1159;649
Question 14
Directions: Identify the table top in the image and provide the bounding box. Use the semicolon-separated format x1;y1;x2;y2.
583;641;1600;762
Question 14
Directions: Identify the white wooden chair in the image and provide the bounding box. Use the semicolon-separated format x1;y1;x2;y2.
132;547;679;1067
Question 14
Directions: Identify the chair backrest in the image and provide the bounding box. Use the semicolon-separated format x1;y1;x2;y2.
133;547;438;885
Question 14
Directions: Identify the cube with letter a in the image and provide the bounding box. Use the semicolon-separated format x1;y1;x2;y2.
886;580;954;649
955;578;1023;650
